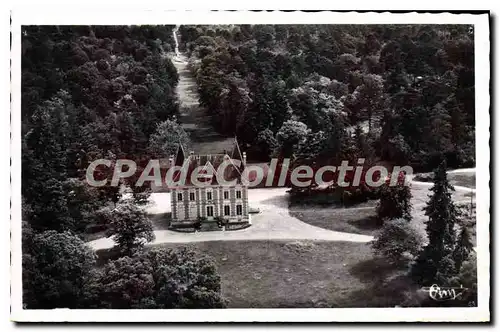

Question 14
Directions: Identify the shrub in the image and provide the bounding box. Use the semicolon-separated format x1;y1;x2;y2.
371;218;424;265
94;248;226;308
413;173;433;182
23;230;96;309
101;201;155;255
93;48;110;61
377;172;412;223
455;252;477;306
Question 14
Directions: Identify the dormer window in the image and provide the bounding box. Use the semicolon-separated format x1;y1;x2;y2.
224;191;229;199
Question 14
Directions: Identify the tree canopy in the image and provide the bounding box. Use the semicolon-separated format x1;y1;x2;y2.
179;24;474;169
22;25;179;233
95;248;226;309
22;228;97;309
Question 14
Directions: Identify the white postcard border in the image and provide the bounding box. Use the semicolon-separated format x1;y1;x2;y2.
10;10;490;322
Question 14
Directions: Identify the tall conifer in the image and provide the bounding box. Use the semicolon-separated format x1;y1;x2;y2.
411;161;458;285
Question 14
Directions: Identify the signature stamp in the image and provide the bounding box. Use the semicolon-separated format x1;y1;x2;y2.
422;284;470;302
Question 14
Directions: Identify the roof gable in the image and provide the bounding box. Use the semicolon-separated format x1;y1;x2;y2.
230;138;243;161
169;138;247;187
174;144;186;166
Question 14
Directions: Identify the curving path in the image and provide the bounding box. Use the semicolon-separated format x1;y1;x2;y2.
410;179;476;193
447;168;476;174
90;169;475;251
172;25;180;57
88;168;476;251
89;188;374;250
408;168;476;193
170;29;235;154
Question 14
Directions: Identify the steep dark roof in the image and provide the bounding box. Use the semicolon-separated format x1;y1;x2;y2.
230;138;243;161
171;140;245;187
174;144;186;167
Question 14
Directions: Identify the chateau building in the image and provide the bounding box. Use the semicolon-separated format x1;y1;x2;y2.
170;140;250;225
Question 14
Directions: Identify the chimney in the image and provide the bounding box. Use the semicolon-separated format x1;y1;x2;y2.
190;150;194;156
242;152;247;166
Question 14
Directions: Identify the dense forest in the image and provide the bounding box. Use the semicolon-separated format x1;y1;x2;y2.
179;24;475;171
20;24;476;309
21;24;476;233
21;26;225;309
22;25;180;232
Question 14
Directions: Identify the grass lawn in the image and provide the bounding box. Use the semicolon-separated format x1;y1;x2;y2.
83;230;107;242
289;207;379;236
149;212;171;230
130;240;415;308
413;172;476;189
449;173;476;189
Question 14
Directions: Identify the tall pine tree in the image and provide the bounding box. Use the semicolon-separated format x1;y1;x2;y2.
411;161;458;285
22;101;73;231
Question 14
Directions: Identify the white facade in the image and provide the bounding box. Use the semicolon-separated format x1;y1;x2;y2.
171;184;249;223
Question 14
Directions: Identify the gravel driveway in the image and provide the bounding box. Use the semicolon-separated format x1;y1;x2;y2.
88;188;373;250
89;170;476;251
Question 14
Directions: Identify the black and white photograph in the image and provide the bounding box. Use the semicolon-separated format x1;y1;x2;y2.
9;9;490;323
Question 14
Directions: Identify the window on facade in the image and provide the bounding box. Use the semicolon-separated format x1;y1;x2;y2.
207;191;212;200
206;206;214;217
224;205;230;216
177;193;183;201
189;192;195;201
236;205;242;215
236;190;242;199
223;191;229;199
